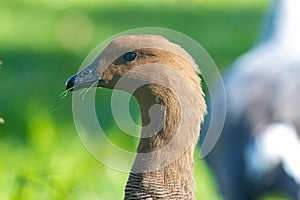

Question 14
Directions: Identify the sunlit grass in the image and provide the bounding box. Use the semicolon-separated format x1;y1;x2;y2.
0;127;128;199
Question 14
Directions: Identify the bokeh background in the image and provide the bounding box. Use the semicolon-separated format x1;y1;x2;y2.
0;0;273;199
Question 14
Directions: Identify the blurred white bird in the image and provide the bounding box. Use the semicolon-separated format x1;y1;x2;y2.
206;0;300;199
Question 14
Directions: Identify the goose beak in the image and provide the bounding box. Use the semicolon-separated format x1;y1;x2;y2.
66;58;102;91
65;71;102;91
65;74;77;91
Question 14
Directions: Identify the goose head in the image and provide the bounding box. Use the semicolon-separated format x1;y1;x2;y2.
66;34;206;145
66;35;200;93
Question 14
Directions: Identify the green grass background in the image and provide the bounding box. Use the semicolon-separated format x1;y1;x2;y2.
0;0;286;199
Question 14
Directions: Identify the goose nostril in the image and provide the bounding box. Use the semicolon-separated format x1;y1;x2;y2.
66;74;77;91
80;69;92;77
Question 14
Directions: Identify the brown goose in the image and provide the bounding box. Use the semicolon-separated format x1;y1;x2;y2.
66;35;206;199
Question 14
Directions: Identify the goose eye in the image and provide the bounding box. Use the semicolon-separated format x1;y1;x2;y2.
123;51;137;61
